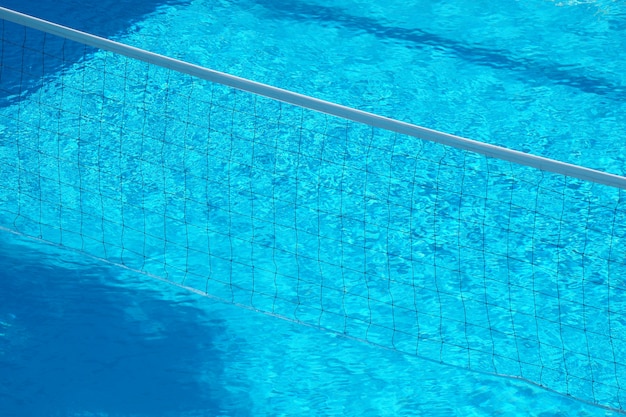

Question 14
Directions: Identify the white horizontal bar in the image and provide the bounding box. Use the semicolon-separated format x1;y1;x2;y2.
2;6;626;189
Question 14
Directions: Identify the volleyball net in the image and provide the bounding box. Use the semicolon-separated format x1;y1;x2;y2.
1;7;625;413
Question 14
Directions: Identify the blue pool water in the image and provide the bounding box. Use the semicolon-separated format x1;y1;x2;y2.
1;0;626;415
3;0;626;174
0;230;614;416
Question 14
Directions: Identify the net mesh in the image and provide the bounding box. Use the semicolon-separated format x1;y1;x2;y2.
1;17;626;412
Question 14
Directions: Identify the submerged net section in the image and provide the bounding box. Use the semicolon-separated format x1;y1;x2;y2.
1;11;625;412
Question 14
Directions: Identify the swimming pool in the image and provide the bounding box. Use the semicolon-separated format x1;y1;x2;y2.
0;230;614;416
1;0;626;415
4;0;626;174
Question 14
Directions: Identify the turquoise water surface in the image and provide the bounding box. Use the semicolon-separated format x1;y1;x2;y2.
0;230;616;416
85;0;626;174
1;0;626;415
